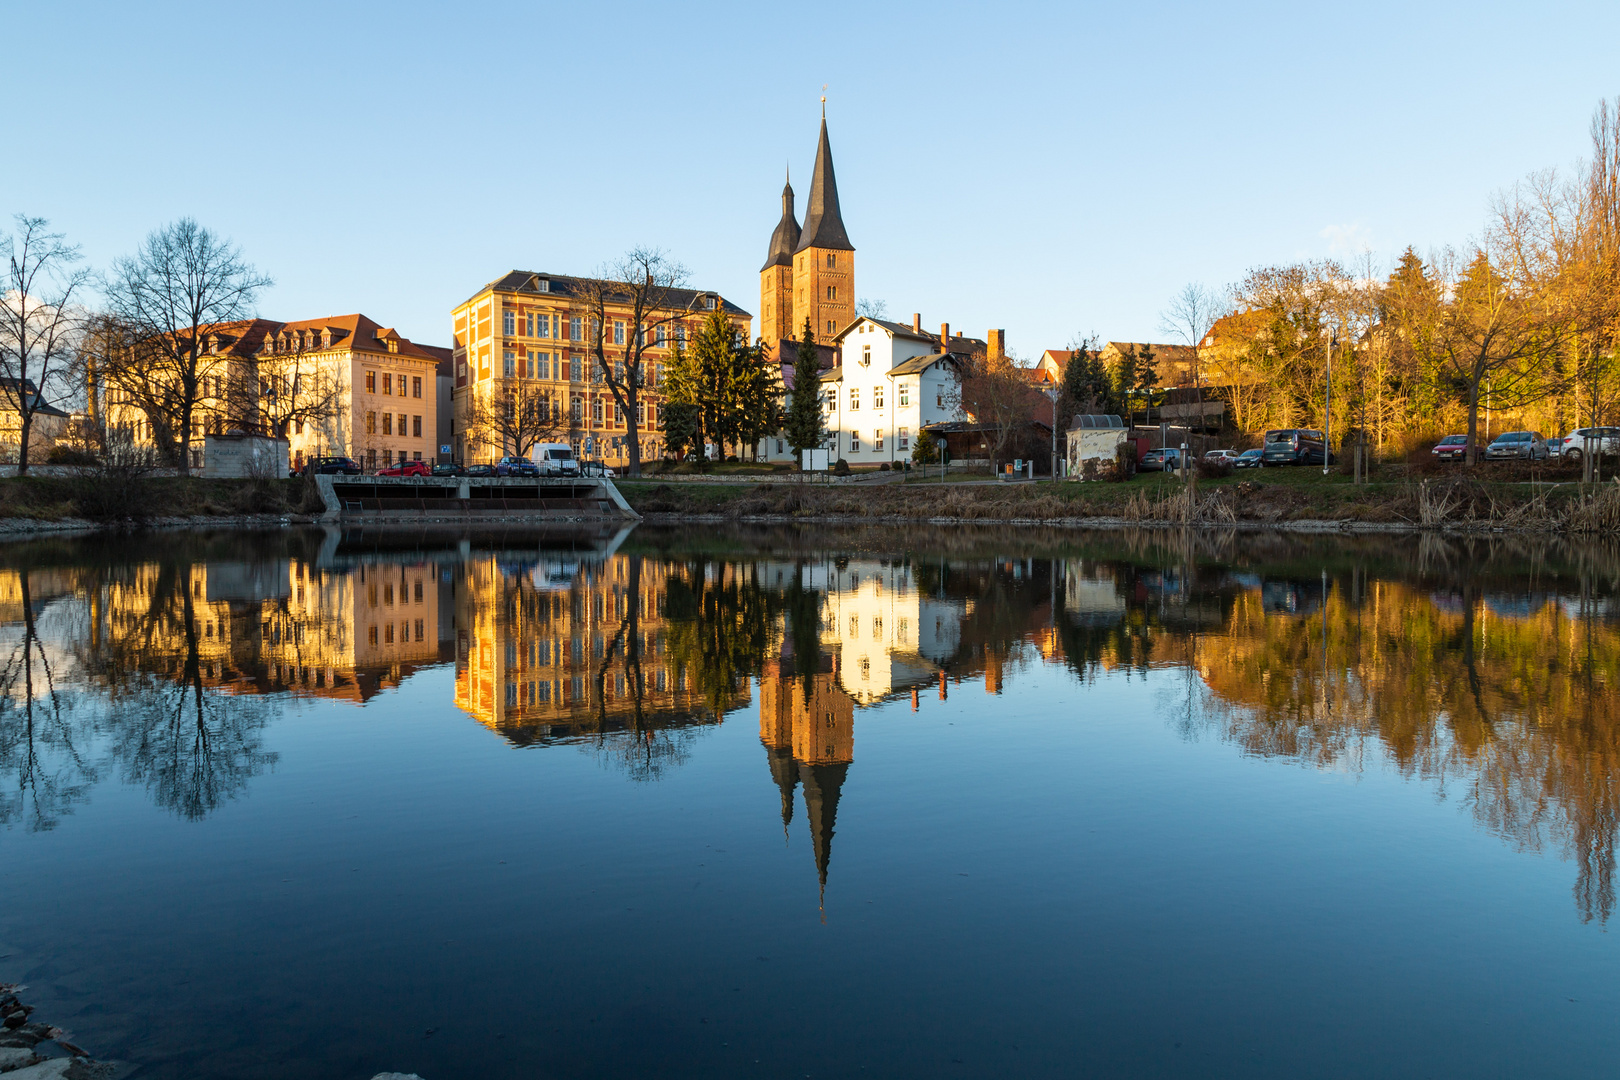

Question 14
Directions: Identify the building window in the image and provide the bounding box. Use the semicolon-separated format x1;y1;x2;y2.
849;388;859;411
613;321;625;345
899;427;910;450
398;413;407;435
570;317;583;341
874;430;884;451
825;388;836;410
366;449;377;470
850;430;861;452
502;310;515;336
382;373;392;395
569;356;581;382
592;399;603;423
412;376;422;398
826;319;834;336
655;325;666;346
826;253;836;268
365;411;376;435
383;413;393;435
413;415;422;437
874;386;884;409
899;383;910;407
503;351;516;377
937;388;945;409
365;371;375;393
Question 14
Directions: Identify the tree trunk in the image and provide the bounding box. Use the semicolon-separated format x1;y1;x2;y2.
625;379;641;477
1464;370;1482;466
16;410;31;476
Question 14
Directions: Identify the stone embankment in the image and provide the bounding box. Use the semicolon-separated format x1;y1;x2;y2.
0;986;108;1079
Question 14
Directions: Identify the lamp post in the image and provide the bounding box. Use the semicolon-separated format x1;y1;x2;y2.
1043;386;1060;481
1322;327;1334;477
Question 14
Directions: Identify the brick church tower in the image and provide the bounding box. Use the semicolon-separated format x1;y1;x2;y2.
759;110;855;350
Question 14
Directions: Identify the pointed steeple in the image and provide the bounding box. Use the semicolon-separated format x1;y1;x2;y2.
799;761;850;909
761;167;801;272
794;119;853;253
765;744;800;838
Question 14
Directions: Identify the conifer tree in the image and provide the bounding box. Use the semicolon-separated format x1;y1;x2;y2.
784;318;826;466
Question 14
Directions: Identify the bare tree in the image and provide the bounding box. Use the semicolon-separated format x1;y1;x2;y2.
462;379;566;461
1158;282;1225;424
228;335;345;441
101;219;272;473
578;248;700;477
0;217;90;473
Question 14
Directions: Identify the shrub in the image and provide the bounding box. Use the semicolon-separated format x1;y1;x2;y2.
1114;441;1138;479
1195;457;1233;480
879;462;892;471
47;445;99;466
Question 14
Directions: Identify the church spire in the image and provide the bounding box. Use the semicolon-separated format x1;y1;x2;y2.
761;167;801;272
794;118;853;253
799;761;850;913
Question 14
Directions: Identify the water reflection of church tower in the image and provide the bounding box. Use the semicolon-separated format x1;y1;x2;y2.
759;652;855;901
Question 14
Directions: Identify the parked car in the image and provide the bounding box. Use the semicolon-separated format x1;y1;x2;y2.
1546;436;1564;459
463;463;498;477
1203;449;1242;463
1233;448;1264;469
1484;431;1547;461
1560;427;1620;464
431;463;464;477
496;455;539;477
297;456;361;477
1261;429;1329;466
533;442;581;477
579;460;617;478
1138;448;1182;472
1430;435;1476;462
377;460;430;477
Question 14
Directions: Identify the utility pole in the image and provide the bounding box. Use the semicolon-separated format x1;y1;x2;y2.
1044;387;1060;481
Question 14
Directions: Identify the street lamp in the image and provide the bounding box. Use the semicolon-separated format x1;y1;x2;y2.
1043;386;1060;482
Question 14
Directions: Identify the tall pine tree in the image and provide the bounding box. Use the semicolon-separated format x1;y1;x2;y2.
784;317;826;466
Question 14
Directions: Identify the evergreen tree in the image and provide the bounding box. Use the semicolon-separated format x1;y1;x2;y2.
1057;334;1114;425
662;340;709;458
784;318;826;465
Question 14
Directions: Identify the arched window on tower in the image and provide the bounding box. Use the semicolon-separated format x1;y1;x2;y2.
826;253;836;268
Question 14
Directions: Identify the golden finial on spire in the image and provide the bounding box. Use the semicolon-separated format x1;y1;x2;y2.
821;85;827;119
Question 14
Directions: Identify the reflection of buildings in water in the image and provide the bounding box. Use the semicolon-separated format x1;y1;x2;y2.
453;553;748;745
0;569;75;625
92;558;445;701
805;560;961;705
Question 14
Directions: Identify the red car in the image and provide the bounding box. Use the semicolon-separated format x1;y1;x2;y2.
376;460;430;477
1430;435;1476;462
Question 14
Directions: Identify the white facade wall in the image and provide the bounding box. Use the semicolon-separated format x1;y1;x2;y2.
819;319;966;466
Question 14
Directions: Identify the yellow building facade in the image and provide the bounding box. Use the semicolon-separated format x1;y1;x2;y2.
450;273;751;468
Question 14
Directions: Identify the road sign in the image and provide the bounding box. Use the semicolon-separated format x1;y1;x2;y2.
439;444;451;455
585;436;595;454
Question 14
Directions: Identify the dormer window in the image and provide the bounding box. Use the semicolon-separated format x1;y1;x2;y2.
704;295;716;310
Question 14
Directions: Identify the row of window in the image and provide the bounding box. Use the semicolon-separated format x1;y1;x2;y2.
500;670;684;709
825;385;937;411
830;428;911;454
364;371;424;398
499;310;693;348
365;412;424;437
366;619;427;646
497;351;666;387
365;580;426;607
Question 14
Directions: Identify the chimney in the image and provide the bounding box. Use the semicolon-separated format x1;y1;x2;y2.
988;329;1005;361
912;313;921;333
940;322;950;350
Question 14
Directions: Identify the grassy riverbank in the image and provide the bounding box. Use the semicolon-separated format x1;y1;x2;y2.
0;475;310;524
621;469;1620;531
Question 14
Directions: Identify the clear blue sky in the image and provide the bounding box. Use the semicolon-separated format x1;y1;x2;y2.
12;0;1620;355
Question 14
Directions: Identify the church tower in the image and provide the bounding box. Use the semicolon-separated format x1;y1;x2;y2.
791;113;855;343
790;116;855;340
759;170;800;350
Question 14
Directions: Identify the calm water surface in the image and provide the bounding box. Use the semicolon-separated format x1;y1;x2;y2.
2;524;1620;1079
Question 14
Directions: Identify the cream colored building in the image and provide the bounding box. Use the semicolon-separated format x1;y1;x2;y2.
101;314;442;472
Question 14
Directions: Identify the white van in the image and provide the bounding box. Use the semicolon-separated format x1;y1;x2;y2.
532;443;580;477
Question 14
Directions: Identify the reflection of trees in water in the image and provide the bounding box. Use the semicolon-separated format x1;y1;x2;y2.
1194;580;1620;923
0;572;94;830
662;559;776;719
74;559;279;820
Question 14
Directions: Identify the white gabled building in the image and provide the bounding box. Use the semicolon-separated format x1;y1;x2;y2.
817;316;996;466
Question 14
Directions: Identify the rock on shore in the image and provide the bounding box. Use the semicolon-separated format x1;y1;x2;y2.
0;986;109;1078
